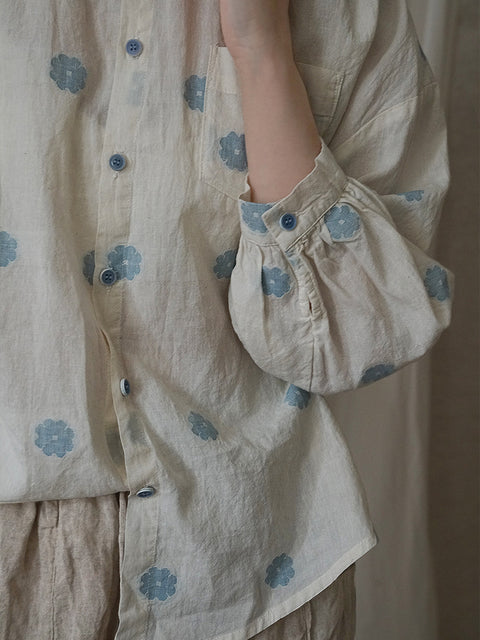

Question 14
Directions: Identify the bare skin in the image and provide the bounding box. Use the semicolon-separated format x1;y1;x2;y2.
218;0;322;203
218;0;292;63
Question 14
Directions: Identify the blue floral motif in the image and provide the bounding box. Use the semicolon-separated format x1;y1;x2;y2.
34;419;74;457
398;190;424;202
183;75;206;112
360;364;396;385
284;384;311;409
213;249;237;279
240;201;271;234
107;245;142;281
219;131;248;172
265;554;295;588
139;567;177;601
262;266;291;298
82;249;95;285
0;231;17;267
188;412;218;441
50;54;87;93
424;264;450;301
324;204;361;241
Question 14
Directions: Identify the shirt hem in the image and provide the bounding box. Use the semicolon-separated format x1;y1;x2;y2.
210;533;378;640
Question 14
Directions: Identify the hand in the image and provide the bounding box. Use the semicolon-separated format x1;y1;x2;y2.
219;0;292;64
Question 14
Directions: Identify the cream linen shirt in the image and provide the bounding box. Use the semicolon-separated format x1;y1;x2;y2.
0;1;454;639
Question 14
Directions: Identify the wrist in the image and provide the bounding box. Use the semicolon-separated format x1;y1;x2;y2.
230;35;294;74
234;47;297;92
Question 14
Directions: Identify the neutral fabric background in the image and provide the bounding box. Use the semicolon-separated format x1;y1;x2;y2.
427;0;479;637
328;0;479;638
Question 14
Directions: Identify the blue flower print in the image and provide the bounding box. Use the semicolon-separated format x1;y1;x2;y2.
50;54;87;93
82;249;95;285
34;419;74;457
240;201;272;234
140;567;177;601
0;231;17;267
265;554;295;588
262;266;291;298
183;75;206;112
188;412;218;441
398;190;424;202
324;204;361;241
219;131;248;172
107;245;142;281
424;264;450;301
360;364;396;385
213;249;237;279
284;384;311;409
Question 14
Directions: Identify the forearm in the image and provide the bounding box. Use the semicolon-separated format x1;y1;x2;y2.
235;51;322;204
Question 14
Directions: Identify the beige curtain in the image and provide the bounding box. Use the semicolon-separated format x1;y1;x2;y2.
327;1;479;638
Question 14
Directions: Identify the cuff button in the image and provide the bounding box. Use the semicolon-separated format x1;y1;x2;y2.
279;213;297;230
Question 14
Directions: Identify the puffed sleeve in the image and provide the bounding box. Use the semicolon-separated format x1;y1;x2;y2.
227;7;454;396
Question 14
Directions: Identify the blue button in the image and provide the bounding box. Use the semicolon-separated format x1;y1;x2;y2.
126;39;143;57
136;486;156;498
279;213;297;230
99;268;117;286
120;378;130;396
109;154;126;171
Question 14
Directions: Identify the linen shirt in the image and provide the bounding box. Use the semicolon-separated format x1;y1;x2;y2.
0;1;454;639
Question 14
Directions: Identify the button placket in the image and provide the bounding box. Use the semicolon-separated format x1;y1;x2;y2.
93;21;161;633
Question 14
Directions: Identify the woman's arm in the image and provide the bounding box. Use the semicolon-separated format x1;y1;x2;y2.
221;0;454;395
235;53;322;204
219;0;321;204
